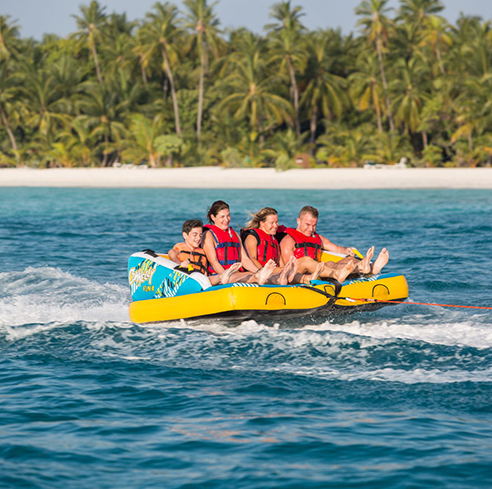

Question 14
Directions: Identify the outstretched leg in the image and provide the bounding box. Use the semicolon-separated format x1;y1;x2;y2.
219;262;242;284
354;246;375;274
371;248;389;274
332;257;358;282
253;259;276;285
300;261;324;284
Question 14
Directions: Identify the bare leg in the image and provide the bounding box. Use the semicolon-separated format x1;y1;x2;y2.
352;246;375;274
254;259;276;285
371;248;389;274
297;256;356;283
332;258;357;283
287;256;299;283
219;262;242;284
300;261;324;284
277;260;293;285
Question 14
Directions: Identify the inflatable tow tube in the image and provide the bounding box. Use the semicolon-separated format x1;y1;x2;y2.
128;250;211;302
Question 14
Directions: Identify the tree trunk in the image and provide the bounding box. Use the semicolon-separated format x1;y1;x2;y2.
376;38;395;132
287;55;300;138
162;46;182;138
0;105;19;163
373;84;383;133
197;51;205;140
436;47;445;75
421;131;428;148
92;43;104;86
309;105;318;154
140;55;148;86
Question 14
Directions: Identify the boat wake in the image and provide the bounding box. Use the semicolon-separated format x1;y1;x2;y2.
0;266;130;327
2;267;491;387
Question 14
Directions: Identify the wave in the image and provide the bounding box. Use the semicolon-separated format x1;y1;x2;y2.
0;266;130;327
2;267;492;386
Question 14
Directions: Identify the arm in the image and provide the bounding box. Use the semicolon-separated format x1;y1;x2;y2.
243;235;263;271
168;247;190;267
236;231;259;272
280;235;296;265
203;231;225;274
319;234;356;256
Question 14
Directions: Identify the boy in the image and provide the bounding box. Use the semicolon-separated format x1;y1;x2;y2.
169;219;240;285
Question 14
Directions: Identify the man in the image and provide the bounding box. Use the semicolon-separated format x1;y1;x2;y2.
280;206;389;283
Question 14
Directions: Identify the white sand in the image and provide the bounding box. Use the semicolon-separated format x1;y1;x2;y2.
1;167;492;189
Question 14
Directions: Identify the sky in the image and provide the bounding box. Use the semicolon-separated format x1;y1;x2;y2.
1;0;491;40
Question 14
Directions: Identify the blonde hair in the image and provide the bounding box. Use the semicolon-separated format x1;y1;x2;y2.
244;207;278;230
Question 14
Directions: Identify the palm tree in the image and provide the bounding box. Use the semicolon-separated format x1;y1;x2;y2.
76;81;127;165
349;53;384;132
390;57;430;147
19;63;70;150
266;1;306;137
218;32;292;159
122;113;164;167
356;0;396;131
301;31;346;149
57;116;94;166
183;0;222;140
317;124;376;167
397;0;444;26
0;16;20;161
137;2;183;137
418;15;452;75
72;1;107;86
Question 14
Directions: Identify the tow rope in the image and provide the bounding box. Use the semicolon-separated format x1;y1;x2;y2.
341;297;492;311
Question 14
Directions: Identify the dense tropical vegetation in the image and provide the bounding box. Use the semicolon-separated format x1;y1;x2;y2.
1;0;492;168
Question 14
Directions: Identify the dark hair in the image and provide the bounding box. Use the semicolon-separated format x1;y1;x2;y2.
207;200;230;223
182;219;203;234
299;205;319;219
244;207;278;230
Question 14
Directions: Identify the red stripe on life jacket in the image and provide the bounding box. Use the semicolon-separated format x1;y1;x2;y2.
284;227;322;261
203;224;241;273
243;228;280;266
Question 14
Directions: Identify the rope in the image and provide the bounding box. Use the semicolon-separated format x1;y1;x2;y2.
342;297;492;311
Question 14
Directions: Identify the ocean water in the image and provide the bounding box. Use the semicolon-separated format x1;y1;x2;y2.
1;187;492;488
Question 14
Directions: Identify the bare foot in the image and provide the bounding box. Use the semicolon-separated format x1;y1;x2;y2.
287;256;299;283
301;261;324;284
278;261;293;285
256;259;276;285
334;257;357;283
219;262;242;284
358;246;375;274
371;248;389;275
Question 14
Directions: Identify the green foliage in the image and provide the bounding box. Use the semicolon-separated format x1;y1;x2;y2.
1;1;492;167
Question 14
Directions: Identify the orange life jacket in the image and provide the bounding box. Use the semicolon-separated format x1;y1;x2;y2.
242;228;280;266
284;227;323;261
203;224;241;274
173;242;208;275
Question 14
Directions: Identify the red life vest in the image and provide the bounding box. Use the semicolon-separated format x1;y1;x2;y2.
243;228;280;266
173;243;208;275
284;227;323;261
203;224;241;273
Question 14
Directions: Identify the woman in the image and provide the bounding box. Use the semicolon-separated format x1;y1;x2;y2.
242;207;323;285
202;200;276;285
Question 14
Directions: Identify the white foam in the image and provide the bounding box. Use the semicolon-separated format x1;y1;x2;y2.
305;318;492;349
0;267;130;327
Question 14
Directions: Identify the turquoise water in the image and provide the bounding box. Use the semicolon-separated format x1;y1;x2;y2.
1;188;492;488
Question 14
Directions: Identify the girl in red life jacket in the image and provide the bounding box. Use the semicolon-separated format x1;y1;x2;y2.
242;207;324;285
202;201;277;285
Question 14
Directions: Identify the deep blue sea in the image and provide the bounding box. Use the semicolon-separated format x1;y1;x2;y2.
1;187;492;488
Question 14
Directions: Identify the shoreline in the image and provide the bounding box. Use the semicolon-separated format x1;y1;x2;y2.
1;167;492;189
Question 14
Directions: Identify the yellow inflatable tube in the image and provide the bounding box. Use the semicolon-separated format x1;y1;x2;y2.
128;250;409;323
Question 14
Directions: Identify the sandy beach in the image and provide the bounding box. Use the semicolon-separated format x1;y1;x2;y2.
1;167;492;189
